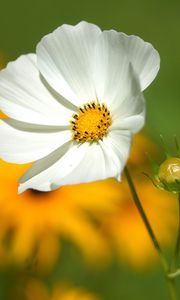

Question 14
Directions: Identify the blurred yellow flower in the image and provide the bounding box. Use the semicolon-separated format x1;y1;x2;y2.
0;127;177;270
19;279;100;300
51;284;100;300
0;158;124;269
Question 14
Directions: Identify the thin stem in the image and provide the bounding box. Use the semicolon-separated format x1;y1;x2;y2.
166;278;178;300
124;167;168;272
124;166;178;300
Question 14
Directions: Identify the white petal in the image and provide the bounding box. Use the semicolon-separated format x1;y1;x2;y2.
100;129;132;180
18;142;89;193
37;21;101;106
53;130;132;189
0;119;71;163
22;141;119;193
94;30;131;106
94;31;145;133
18;129;131;193
119;33;160;91
53;143;108;188
111;115;145;134
0;54;74;125
110;90;145;133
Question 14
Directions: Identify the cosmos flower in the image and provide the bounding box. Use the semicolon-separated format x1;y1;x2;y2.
0;21;160;193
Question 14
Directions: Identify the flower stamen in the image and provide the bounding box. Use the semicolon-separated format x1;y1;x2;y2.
70;101;112;143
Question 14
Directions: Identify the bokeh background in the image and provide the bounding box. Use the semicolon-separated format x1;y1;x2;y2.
0;0;180;299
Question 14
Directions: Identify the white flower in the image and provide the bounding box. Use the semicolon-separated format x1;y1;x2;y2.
0;21;160;193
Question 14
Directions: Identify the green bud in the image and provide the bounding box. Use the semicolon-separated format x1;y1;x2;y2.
156;157;180;193
147;137;180;194
158;157;180;184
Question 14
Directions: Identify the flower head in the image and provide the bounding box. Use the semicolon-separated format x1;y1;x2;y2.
0;21;160;192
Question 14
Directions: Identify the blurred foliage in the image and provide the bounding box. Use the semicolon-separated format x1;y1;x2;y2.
0;0;180;299
0;0;180;144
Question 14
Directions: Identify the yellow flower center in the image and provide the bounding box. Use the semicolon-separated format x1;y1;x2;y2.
70;101;112;143
158;157;180;183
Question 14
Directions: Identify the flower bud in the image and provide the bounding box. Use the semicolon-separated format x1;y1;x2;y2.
147;137;180;193
152;157;180;193
158;157;180;184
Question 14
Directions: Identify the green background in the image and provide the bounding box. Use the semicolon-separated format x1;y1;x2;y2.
1;0;180;144
0;0;180;299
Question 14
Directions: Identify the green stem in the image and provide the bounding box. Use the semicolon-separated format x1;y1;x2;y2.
124;166;178;300
166;278;178;300
124;167;168;271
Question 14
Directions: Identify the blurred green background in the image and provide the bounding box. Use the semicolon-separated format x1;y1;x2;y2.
1;0;180;143
0;0;180;299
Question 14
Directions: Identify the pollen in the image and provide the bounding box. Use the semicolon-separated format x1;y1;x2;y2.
70;101;112;142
